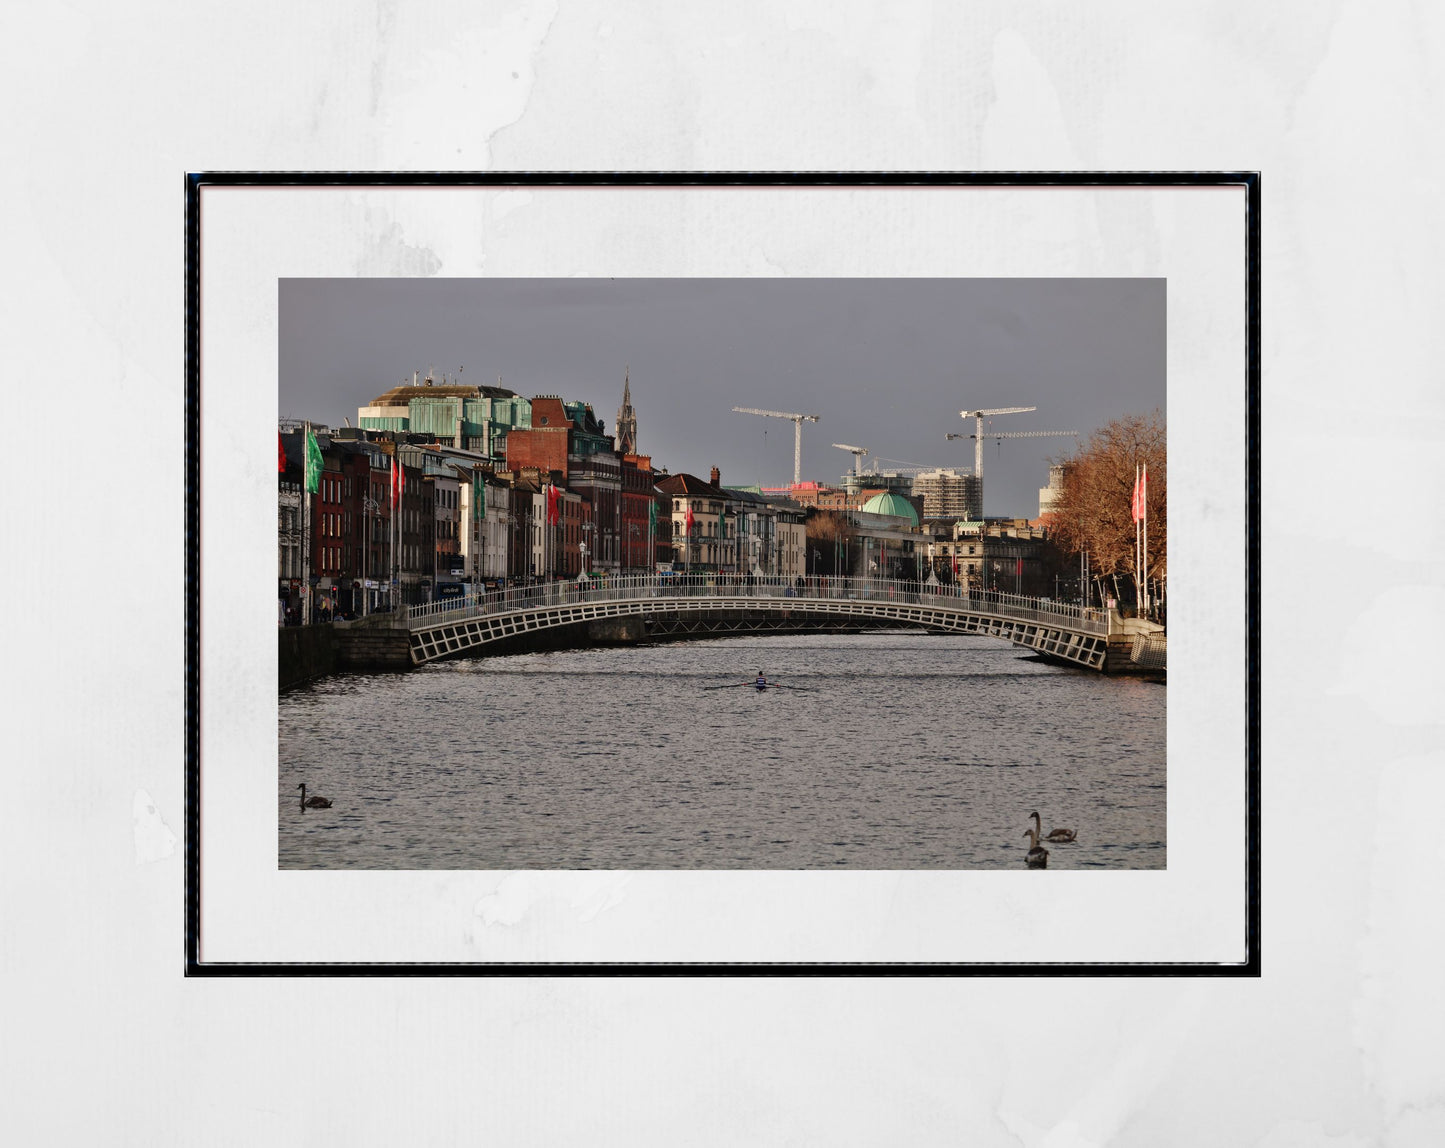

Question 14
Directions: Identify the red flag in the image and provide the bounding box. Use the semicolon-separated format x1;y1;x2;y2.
951;553;958;577
392;454;406;508
546;483;559;525
1016;557;1023;577
278;432;285;473
685;503;694;536
1131;464;1146;523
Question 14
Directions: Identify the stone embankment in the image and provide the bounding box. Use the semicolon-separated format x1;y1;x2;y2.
1103;616;1167;676
278;615;412;690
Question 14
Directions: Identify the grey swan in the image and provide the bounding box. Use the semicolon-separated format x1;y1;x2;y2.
1030;810;1076;844
297;783;332;810
1023;819;1050;869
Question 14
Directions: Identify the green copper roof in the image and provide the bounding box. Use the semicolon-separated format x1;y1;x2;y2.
861;491;919;525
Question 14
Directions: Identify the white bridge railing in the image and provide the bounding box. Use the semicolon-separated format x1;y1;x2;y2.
406;575;1110;635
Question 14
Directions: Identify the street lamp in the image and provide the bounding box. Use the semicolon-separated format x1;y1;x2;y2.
581;521;595;577
361;495;381;616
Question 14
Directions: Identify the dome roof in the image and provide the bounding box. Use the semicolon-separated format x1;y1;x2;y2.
861;492;919;525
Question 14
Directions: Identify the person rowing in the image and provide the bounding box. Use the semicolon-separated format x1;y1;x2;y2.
702;674;813;692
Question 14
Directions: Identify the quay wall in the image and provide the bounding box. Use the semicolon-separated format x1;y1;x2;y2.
279;622;413;690
278;625;337;690
335;628;413;671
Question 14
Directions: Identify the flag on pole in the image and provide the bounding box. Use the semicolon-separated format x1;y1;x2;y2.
1131;463;1146;523
1016;557;1023;577
546;482;560;525
391;453;406;508
685;502;694;536
278;432;286;474
473;470;485;522
304;427;322;493
718;505;726;540
647;499;657;531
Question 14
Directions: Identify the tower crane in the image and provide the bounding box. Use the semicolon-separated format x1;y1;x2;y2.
867;456;944;476
732;407;820;486
831;443;869;475
947;406;1076;516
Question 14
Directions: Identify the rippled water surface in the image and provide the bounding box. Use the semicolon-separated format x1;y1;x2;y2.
279;632;1165;870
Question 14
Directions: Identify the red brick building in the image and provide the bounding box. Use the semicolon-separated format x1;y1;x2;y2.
507;396;622;571
620;453;659;573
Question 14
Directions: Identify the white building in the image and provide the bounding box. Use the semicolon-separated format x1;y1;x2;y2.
774;506;807;580
456;467;512;585
1039;464;1067;518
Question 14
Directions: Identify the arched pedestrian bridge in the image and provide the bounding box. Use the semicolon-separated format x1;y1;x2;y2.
402;575;1127;672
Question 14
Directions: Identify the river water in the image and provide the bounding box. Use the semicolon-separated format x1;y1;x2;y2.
279;631;1165;870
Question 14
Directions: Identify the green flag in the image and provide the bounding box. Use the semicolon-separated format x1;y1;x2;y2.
648;499;657;530
473;471;485;522
719;506;726;540
304;427;322;493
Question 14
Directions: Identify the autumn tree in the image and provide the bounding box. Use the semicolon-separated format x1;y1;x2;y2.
1044;409;1165;608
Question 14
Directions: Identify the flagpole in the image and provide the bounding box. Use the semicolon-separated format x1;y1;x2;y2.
390;449;396;613
1142;463;1150;617
1134;462;1141;615
301;423;311;625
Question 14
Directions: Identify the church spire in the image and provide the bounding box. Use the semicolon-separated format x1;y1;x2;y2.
616;366;637;455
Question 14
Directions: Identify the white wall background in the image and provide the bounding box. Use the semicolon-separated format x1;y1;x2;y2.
3;2;1440;1144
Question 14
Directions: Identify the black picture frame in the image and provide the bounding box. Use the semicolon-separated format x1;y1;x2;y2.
185;171;1260;976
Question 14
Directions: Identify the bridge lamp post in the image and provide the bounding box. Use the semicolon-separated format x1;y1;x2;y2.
362;496;382;616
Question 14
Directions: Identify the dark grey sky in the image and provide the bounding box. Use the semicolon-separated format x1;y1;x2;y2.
280;278;1163;518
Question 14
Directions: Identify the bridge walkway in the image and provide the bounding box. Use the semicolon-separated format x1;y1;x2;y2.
401;575;1121;672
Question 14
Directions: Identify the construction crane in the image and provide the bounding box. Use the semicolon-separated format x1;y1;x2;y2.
948;407;1076;515
867;456;946;476
831;443;869;475
733;407;820;485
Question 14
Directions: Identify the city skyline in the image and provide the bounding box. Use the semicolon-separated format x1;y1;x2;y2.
280;277;1164;518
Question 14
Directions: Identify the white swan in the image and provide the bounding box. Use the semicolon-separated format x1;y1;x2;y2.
297;783;332;810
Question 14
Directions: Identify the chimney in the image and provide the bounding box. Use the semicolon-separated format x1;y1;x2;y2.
710;466;720;486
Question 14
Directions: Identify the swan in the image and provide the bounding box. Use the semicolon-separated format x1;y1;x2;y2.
1023;824;1049;868
297;783;332;810
1030;810;1076;844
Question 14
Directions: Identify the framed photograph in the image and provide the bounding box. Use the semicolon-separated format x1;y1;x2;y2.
187;173;1259;972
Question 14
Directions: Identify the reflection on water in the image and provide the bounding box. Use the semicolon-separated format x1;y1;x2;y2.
279;632;1165;870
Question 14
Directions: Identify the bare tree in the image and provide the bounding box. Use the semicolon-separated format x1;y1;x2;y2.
1044;410;1165;608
